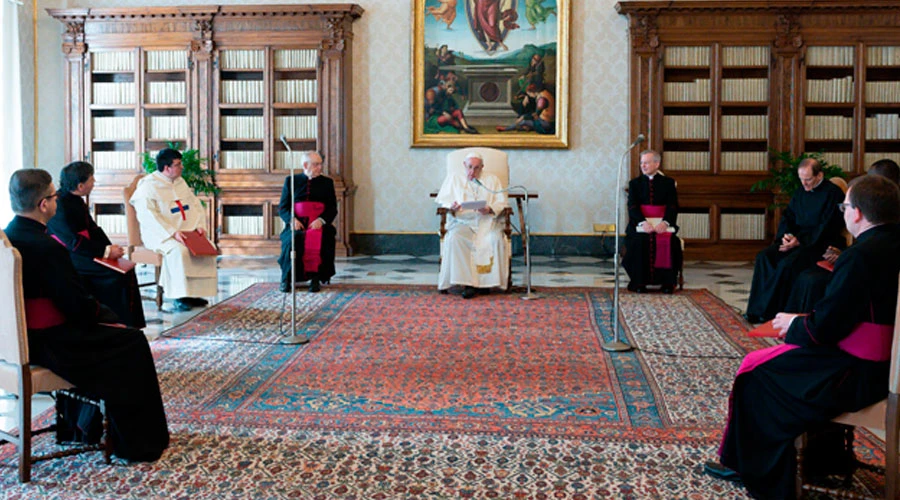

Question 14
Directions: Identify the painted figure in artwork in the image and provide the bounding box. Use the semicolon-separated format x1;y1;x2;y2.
427;0;458;29
471;0;519;53
524;0;556;29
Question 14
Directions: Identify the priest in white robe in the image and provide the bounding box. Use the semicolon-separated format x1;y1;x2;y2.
436;152;510;299
129;148;217;311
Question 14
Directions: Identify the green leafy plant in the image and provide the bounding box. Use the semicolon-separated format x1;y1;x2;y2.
141;142;220;198
751;149;846;207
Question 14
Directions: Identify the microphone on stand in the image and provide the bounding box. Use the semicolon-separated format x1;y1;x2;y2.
279;135;309;345
469;177;538;300
602;134;646;353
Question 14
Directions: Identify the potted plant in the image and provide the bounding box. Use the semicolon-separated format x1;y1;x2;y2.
141;142;220;202
751;149;846;208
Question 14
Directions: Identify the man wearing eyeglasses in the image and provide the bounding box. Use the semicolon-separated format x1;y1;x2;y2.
744;158;847;323
3;169;169;462
707;174;900;499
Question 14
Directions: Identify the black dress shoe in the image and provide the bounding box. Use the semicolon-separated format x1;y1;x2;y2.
661;285;675;294
279;282;291;293
461;286;477;299
703;461;741;483
171;299;193;312
743;313;764;324
308;279;321;293
627;283;647;293
183;297;208;307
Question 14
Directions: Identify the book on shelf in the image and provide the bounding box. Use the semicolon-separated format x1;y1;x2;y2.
181;229;218;256
93;257;137;274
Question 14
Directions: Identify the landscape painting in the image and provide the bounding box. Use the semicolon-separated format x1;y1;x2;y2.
412;0;569;148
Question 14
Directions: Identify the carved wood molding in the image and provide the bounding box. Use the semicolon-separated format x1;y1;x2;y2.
774;13;803;53
630;13;659;53
616;0;900;15
58;18;87;56
190;19;214;58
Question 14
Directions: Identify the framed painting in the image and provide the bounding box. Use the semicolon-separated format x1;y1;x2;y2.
412;0;569;148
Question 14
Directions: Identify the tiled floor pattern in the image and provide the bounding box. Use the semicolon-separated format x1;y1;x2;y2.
1;255;753;435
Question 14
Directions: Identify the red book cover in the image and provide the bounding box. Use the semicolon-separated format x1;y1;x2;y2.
817;260;835;272
93;257;137;274
182;229;218;256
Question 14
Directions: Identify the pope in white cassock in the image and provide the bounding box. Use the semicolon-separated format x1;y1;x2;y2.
436;152;510;299
130;148;218;311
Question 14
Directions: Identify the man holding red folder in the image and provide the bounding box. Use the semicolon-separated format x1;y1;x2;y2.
130;148;218;311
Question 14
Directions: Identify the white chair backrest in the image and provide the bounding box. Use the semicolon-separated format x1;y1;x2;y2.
124;174;145;247
889;273;900;394
446;147;509;187
0;228;28;366
829;176;849;194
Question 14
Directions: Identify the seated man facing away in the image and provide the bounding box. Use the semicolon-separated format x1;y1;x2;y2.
744;158;846;323
277;151;337;293
5;169;169;462
129;148;217;312
436;152;510;299
622;149;683;294
705;174;900;499
785;158;900;313
47;161;146;328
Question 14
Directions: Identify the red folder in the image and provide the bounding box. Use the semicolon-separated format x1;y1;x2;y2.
816;260;835;272
181;230;218;256
93;257;137;274
747;314;808;338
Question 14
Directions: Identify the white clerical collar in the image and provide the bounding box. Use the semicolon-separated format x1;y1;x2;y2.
811;177;824;190
645;174;656;181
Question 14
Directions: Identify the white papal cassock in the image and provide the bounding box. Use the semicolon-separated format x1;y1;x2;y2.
436;173;510;290
130;172;218;299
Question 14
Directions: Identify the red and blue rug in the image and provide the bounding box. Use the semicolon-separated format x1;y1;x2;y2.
0;284;886;498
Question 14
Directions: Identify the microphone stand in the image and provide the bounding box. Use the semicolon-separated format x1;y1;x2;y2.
473;179;539;300
279;136;309;345
602;137;643;353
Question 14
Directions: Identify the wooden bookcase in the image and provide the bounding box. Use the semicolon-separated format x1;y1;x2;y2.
49;4;363;257
616;1;900;261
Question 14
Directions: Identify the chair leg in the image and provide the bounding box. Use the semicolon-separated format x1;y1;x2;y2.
795;433;807;499
17;381;32;483
886;393;899;499
154;265;163;309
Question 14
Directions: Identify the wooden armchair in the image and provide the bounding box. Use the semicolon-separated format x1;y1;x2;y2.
436;147;513;290
0;228;111;483
794;273;900;499
124;174;164;309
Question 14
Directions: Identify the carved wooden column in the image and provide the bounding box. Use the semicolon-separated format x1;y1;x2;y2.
772;13;803;154
320;8;362;255
190;18;215;164
626;12;660;174
57;14;88;164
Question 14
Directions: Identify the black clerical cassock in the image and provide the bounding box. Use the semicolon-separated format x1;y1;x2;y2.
5;216;169;462
47;191;146;328
622;173;683;289
277;173;338;287
719;223;900;499
745;180;846;321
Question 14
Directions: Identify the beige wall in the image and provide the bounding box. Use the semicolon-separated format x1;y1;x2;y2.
29;0;630;236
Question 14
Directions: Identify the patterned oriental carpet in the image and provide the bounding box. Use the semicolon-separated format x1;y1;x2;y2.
0;284;887;499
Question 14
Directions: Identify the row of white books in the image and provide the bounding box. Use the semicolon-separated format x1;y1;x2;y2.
274;80;318;103
722;151;768;171
865;81;900;103
147;82;187;104
273;49;317;69
664;46;710;67
821;152;853;172
865;114;900;140
664;115;710;139
865;152;900;166
93;117;136;140
677;213;710;240
147;116;188;140
806;46;855;67
93;83;136;105
147;50;187;71
805;115;854;140
276;151;308;170
664;80;710;102
220;50;266;70
93;52;135;72
275;115;318;139
867;46;900;66
221;116;265;139
806;76;855;103
95;214;127;235
722;46;769;67
721;115;768;140
721;79;769;102
220;151;265;169
662;151;709;171
220;81;264;104
92;151;135;170
720;213;766;240
224;215;265;236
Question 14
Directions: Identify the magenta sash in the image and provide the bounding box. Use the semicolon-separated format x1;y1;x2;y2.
837;322;893;362
640;205;672;269
294;201;325;273
25;298;67;329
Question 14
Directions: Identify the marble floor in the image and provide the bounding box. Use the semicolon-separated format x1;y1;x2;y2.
1;255;754;435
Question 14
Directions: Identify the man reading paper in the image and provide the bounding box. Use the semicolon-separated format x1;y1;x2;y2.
130;148;217;312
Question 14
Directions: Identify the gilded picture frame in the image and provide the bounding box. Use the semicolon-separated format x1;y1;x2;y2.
412;0;569;148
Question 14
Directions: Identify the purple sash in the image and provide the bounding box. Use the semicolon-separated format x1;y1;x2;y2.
640;205;671;269
294;201;325;273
